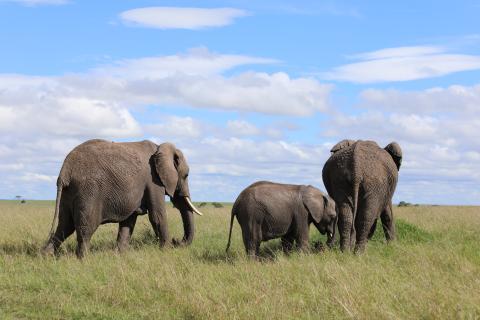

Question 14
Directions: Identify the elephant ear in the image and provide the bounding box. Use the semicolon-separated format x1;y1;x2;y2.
153;143;178;197
301;185;325;223
384;142;402;170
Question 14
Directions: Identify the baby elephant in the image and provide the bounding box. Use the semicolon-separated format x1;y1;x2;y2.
226;181;337;257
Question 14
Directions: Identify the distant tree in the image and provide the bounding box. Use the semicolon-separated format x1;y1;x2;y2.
21;199;26;204
398;201;411;207
199;202;207;208
212;202;224;208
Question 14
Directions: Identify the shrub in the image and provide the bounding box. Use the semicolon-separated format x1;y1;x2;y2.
199;202;207;207
212;202;224;208
398;201;411;207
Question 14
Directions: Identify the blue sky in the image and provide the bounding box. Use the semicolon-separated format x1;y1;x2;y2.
0;0;479;204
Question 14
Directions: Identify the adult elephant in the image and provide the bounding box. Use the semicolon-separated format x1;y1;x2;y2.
42;139;203;258
322;140;402;253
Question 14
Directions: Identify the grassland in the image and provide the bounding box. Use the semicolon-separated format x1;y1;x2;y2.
0;200;479;319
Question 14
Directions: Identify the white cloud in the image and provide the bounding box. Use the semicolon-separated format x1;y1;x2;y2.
360;84;480;114
348;46;445;60
166;72;332;115
120;7;248;30
0;48;335;200
145;116;203;139
227;120;260;136
20;172;56;183
23;49;330;116
94;47;276;79
324;45;480;83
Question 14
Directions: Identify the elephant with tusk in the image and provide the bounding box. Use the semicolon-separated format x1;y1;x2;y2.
42;139;203;258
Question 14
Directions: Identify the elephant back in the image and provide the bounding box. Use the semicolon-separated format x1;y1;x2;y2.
59;140;149;189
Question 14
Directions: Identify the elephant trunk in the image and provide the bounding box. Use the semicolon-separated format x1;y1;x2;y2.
171;195;196;246
180;207;195;245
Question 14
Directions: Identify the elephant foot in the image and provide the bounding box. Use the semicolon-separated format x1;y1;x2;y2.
115;242;129;254
171;237;191;247
354;242;367;254
312;241;325;253
41;243;55;256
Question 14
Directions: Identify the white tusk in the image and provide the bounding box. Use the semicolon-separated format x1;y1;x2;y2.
185;197;203;216
328;232;333;238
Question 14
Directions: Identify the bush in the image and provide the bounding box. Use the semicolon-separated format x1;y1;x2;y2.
198;202;207;207
398;201;411;207
212;202;224;208
20;200;26;204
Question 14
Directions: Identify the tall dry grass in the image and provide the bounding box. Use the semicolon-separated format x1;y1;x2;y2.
0;201;479;319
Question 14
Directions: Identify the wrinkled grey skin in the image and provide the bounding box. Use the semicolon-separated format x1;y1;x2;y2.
330;139;355;154
42;139;198;258
322;140;402;253
226;181;337;258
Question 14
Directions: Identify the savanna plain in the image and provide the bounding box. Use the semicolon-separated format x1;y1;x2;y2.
0;200;479;319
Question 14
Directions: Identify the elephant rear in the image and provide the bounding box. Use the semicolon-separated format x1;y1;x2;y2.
58;140;155;222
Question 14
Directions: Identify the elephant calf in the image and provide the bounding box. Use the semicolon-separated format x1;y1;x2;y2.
226;181;337;258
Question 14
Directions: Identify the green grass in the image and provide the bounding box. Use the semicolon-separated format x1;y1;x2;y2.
0;201;479;319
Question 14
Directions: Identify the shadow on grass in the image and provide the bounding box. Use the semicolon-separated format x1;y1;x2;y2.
369;218;434;244
193;240;285;264
0;230;161;257
0;241;42;257
194;239;330;264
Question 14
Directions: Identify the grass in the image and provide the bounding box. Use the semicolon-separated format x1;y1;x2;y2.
0;201;479;319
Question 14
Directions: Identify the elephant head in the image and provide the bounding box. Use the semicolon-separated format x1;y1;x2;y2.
153;142;203;245
301;186;337;238
384;142;402;170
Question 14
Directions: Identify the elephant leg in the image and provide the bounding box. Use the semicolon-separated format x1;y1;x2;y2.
147;192;169;248
74;200;100;259
380;202;395;242
43;204;75;256
116;214;138;253
354;200;378;254
242;223;261;259
367;219;378;240
281;233;295;253
295;222;310;252
337;202;353;252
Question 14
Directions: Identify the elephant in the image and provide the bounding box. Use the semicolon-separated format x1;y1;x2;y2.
42;139;204;258
322;139;402;253
226;181;337;258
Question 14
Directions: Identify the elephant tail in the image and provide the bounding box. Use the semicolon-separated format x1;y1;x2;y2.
46;181;63;243
352;181;360;222
225;207;236;253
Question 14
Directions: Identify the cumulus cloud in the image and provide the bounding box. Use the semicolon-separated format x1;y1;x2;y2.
360;84;480;114
145;116;204;139
227;120;260;136
120;7;248;30
0;48;335;200
324;45;480;83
